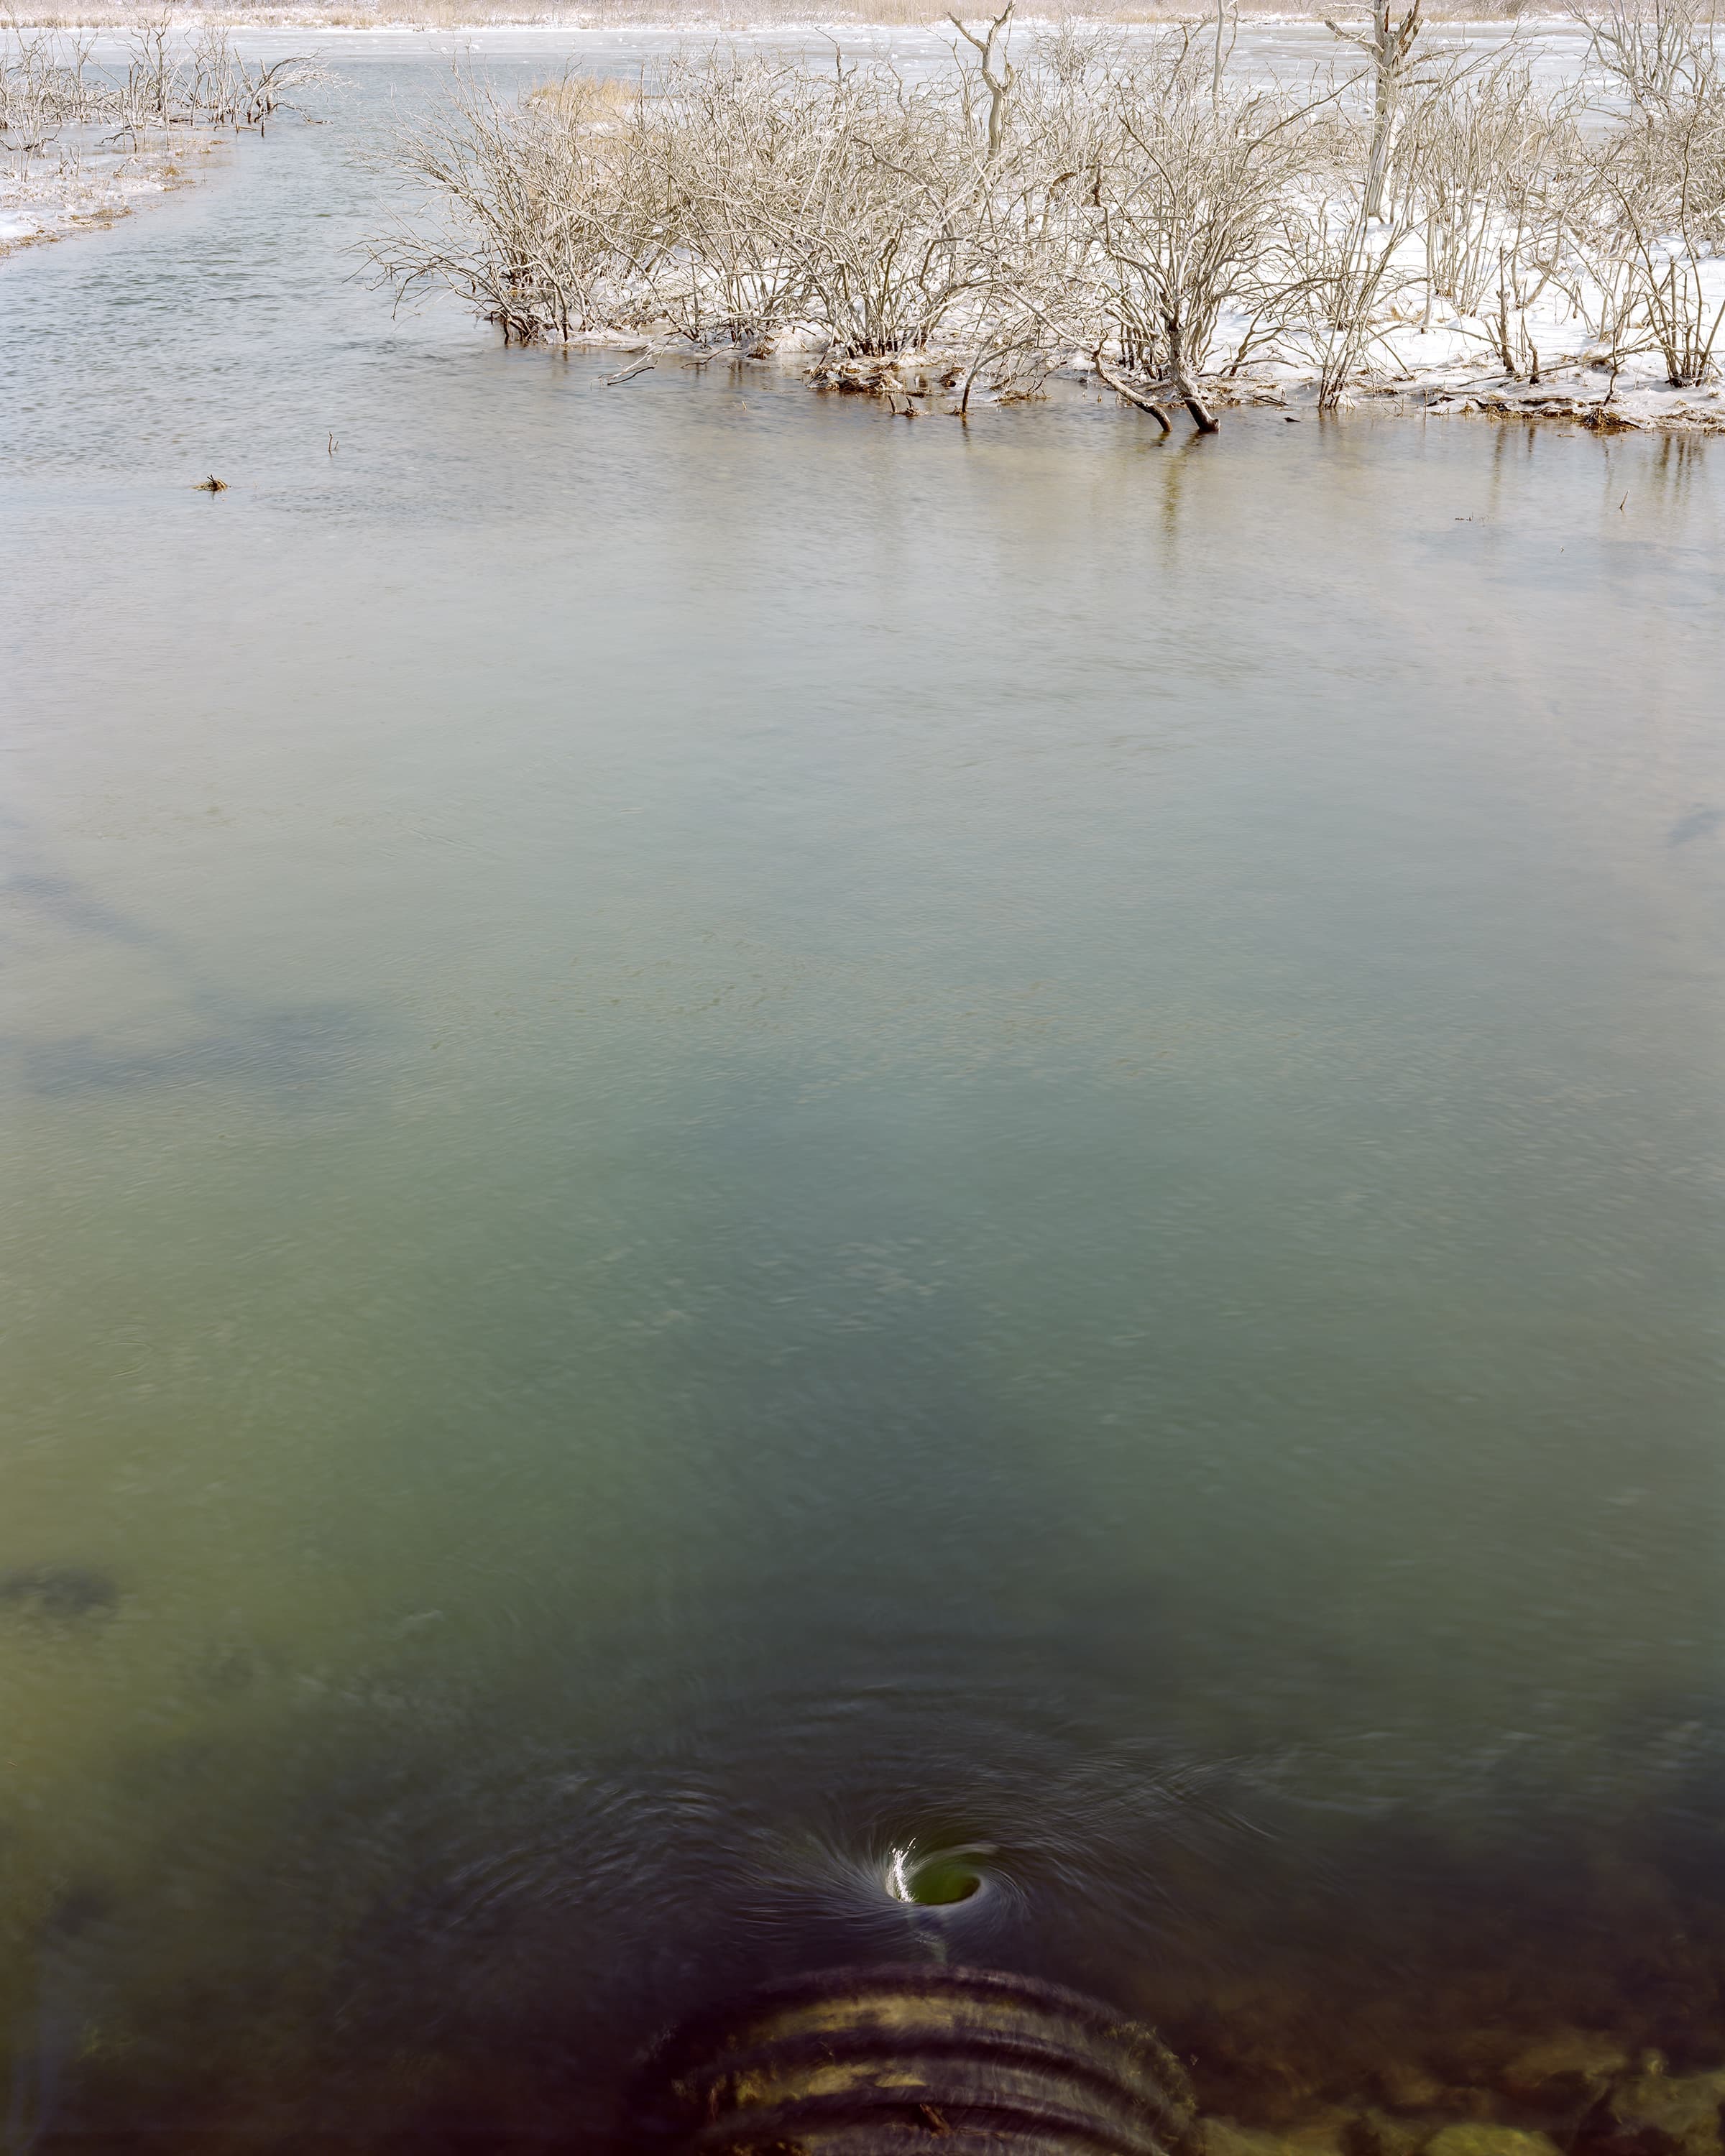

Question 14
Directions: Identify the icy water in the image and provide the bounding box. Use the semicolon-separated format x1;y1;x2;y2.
1;40;1723;2153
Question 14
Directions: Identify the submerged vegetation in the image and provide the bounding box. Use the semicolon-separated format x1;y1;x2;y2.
368;0;1725;430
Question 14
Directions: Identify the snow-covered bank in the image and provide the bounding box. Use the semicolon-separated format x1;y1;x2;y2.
568;328;1725;433
0;134;223;257
1230;247;1725;429
1;29;323;259
1261;351;1725;430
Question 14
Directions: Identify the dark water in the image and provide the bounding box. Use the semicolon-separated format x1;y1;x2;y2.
1;40;1723;2152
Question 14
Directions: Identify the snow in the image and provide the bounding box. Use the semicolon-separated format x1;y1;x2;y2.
1213;217;1725;430
0;137;190;259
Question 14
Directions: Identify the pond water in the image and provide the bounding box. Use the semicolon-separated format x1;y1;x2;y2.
1;41;1722;2153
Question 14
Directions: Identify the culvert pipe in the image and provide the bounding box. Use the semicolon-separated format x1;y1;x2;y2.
632;1961;1200;2155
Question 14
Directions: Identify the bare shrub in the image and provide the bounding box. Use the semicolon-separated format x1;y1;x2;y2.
367;64;656;343
361;10;1725;426
1276;193;1412;405
2;17;321;142
1570;0;1725;382
1396;58;1586;321
631;53;823;348
773;60;990;358
1082;41;1322;426
960;29;1331;428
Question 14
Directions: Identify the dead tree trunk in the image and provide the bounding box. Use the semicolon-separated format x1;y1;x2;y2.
1325;0;1422;220
947;1;1016;162
1164;313;1220;432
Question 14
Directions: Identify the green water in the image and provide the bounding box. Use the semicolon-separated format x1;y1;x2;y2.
1;45;1722;2150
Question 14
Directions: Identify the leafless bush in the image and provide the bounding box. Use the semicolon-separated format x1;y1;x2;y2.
1078;39;1326;425
1575;147;1725;379
1275;188;1414;402
1;27;107;146
762;61;985;357
1568;0;1725;381
630;55;819;346
2;17;322;147
1395;58;1586;319
1582;0;1720;120
366;65;656;342
364;10;1725;425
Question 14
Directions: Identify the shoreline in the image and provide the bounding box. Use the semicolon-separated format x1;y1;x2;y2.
488;328;1725;434
0;133;228;258
1;9;1597;31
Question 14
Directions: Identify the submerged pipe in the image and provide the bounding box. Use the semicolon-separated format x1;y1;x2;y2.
633;1961;1200;2155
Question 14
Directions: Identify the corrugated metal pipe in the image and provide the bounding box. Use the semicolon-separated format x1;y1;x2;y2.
632;1961;1201;2155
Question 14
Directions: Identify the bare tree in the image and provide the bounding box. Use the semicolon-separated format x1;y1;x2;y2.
1325;0;1424;220
947;1;1016;163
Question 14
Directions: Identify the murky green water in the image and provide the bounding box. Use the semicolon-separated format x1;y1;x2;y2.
1;42;1723;2152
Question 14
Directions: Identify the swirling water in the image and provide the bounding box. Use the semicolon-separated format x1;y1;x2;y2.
1;40;1722;2151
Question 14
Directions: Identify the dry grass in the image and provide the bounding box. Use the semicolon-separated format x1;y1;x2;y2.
521;73;634;115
